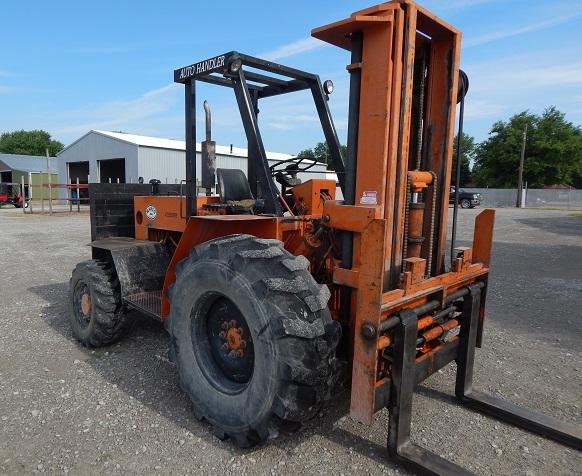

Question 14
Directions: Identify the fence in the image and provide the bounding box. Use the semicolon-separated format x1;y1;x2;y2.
16;177;89;215
465;188;582;210
39;181;90;214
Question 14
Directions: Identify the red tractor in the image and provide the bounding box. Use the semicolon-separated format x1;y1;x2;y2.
0;182;28;208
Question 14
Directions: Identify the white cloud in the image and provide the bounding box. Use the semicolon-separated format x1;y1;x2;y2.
465;12;582;47
467;58;582;94
460;47;582;139
52;83;181;137
259;38;327;61
463;99;506;119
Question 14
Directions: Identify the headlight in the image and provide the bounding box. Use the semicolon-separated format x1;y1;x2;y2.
228;58;242;73
473;194;480;199
323;79;334;95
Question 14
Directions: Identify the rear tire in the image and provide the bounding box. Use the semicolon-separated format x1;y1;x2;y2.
168;235;341;447
69;260;126;347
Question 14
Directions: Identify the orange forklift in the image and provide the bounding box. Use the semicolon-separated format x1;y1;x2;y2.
69;1;581;473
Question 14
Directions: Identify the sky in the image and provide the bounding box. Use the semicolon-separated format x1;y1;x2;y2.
1;0;581;155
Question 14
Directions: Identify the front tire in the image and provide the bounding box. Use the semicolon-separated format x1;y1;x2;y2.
69;260;126;347
168;235;341;447
460;198;471;209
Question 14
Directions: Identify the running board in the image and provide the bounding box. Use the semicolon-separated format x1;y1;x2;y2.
123;290;163;320
387;283;582;475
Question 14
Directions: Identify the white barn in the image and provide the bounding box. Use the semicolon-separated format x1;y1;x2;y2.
57;130;331;198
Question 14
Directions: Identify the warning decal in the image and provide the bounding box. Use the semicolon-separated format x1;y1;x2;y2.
360;191;378;205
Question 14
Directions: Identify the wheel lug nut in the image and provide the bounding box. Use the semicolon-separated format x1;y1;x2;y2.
237;327;244;336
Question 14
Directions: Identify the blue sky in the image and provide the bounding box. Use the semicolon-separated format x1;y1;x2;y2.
1;0;581;155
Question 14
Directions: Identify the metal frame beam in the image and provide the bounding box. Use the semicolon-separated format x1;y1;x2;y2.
232;69;282;215
185;80;196;218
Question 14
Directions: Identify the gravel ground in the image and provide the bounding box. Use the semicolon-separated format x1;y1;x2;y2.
0;207;580;475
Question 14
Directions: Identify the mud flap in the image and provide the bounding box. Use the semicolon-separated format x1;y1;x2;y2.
91;237;170;298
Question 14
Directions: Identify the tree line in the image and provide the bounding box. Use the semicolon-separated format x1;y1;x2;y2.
0;130;64;156
3;106;581;189
299;107;582;189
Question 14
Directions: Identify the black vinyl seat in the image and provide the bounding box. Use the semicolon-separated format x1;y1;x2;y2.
218;169;254;204
204;168;262;214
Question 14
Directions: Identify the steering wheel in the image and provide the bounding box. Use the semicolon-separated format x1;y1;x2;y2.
269;156;318;177
269;156;318;192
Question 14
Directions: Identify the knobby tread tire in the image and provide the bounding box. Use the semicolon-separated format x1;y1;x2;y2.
69;260;126;347
168;234;341;448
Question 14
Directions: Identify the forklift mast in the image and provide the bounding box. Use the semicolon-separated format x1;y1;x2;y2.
314;0;461;287
313;0;466;419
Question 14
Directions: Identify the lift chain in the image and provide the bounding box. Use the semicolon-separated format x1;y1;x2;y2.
414;57;427;170
401;174;412;272
425;171;438;278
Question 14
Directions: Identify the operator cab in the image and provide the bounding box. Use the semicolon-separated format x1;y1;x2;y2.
174;51;346;218
204;155;322;215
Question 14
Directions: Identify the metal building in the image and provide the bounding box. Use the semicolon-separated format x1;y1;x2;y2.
0;153;58;199
57;130;330;198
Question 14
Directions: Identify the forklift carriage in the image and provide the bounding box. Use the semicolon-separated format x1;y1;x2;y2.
70;1;581;474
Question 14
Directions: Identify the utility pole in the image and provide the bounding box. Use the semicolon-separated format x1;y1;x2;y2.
516;123;528;208
46;148;53;215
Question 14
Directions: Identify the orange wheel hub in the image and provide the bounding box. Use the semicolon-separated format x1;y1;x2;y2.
81;293;91;316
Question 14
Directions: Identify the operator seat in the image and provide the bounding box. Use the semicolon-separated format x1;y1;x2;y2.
209;168;261;214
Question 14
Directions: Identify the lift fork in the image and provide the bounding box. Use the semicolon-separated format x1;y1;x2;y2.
388;283;582;475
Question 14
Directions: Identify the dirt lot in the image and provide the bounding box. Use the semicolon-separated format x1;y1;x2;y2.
0;207;580;475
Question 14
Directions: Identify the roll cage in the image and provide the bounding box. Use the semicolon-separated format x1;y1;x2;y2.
174;51;345;217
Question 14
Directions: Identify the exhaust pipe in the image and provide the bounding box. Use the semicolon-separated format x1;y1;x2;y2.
201;100;216;196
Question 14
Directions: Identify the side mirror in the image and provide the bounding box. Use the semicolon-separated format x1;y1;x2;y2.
457;70;469;104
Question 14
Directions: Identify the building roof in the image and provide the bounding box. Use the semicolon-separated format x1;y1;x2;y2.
0;153;57;173
94;130;187;151
59;130;321;164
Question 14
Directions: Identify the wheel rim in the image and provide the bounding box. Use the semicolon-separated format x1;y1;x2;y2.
191;293;255;394
461;199;470;208
73;283;92;328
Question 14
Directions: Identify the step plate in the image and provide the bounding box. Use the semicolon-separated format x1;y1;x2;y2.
123;290;163;320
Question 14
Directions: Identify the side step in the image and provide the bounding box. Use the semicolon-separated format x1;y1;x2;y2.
123;290;163;320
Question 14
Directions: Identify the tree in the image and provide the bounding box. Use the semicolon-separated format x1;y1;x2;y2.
473;108;582;188
0;130;64;156
297;148;316;159
296;141;347;168
451;132;475;186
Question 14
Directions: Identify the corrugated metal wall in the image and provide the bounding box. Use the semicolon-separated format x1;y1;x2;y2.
57;131;332;197
136;146;329;185
137;147;185;184
57;132;138;197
